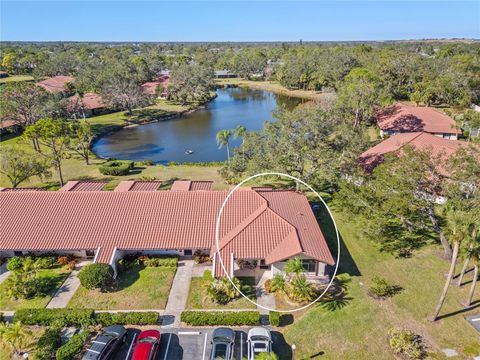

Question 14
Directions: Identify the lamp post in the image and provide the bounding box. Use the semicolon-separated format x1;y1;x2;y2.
291;344;296;360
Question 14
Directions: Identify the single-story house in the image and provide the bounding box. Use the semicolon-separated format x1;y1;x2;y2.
37;75;75;93
0;119;21;134
358;132;469;175
376;103;461;140
141;75;170;98
214;70;238;79
0;180;334;282
68;92;105;117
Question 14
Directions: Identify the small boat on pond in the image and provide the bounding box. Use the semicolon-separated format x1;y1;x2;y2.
185;150;194;155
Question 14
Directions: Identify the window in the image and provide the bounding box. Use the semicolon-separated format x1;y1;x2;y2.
302;259;316;273
259;259;269;269
184;249;192;256
14;251;23;256
85;250;95;258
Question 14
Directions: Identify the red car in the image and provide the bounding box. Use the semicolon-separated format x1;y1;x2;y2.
131;330;161;360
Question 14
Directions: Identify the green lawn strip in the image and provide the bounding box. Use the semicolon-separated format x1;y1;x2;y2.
0;266;71;311
0;75;34;84
67;266;175;310
283;210;480;359
186;276;257;309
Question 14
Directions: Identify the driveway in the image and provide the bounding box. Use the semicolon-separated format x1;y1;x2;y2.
110;327;292;360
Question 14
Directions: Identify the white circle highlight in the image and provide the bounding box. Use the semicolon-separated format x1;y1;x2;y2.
214;172;341;313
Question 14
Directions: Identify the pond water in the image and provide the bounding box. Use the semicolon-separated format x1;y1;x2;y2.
91;87;303;164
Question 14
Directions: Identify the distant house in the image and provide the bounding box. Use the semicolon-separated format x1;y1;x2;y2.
141;75;170;98
37;75;75;93
0;119;20;133
0;71;9;78
214;70;238;79
376;103;461;140
358;132;469;175
0;180;335;281
68;92;105;117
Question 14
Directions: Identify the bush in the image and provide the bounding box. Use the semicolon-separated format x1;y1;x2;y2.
181;311;260;326
13;309;94;327
143;257;178;268
388;328;425;359
264;279;272;293
56;330;90;360
269;311;280;326
193;250;210;264
35;327;62;360
202;270;213;282
95;311;159;326
368;276;402;299
34;256;57;269
78;263;114;290
98;160;134;176
57;255;74;266
270;274;286;293
207;277;241;304
7;257;23;271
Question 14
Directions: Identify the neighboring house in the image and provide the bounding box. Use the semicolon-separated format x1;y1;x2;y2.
37;75;75;93
376;103;461;140
358;132;469;176
0;71;9;78
141;75;170;98
0;119;20;134
68;92;105;117
214;70;238;79
0;180;335;282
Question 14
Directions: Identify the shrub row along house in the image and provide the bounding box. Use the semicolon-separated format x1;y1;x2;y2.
0;180;335;282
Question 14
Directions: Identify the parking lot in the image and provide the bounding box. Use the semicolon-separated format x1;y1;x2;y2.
111;327;291;360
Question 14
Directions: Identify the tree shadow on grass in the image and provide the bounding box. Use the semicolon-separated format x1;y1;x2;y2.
436;299;480;321
317;274;353;312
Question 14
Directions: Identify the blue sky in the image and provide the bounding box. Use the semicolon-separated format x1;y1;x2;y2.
1;1;479;42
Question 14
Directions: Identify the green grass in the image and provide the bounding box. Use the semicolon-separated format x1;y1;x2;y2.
0;326;45;360
282;210;480;360
186;276;257;309
67;266;176;310
0;266;71;311
0;75;34;84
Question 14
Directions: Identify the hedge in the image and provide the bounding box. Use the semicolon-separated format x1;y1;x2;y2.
95;312;159;326
78;263;114;290
98;160;134;176
269;311;280;327
56;330;90;360
180;311;260;326
143;257;178;268
13;309;94;326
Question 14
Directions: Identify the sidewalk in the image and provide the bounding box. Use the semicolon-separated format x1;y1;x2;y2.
162;260;194;328
0;263;11;285
255;270;276;322
46;260;90;309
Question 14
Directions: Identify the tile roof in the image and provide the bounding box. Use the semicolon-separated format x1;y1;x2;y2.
0;188;334;269
358;132;469;174
114;181;162;192
69;93;104;110
377;103;461;135
141;76;169;95
0;119;19;129
171;180;213;191
37;76;75;93
60;181;109;192
0;188;45;192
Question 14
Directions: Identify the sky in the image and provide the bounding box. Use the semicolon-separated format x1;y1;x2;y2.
1;1;479;42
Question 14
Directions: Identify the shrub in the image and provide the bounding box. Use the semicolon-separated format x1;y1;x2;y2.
368;276;402;299
95;311;159;326
388;328;425;359
207;277;241;304
180;311;260;326
13;309;94;327
264;279;272;293
143;257;177;268
56;330;90;360
78;263;114;290
269;311;280;327
57;255;74;266
67;261;76;271
193;250;210;264
98;160;134;176
7;257;23;271
34;256;57;269
202;270;213;282
35;327;62;360
270;274;286;293
286;274;316;303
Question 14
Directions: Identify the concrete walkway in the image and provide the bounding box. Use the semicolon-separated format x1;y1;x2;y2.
163;260;194;328
46;260;90;309
0;263;11;285
255;271;276;321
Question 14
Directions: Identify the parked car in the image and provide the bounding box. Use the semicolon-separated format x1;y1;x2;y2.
210;327;235;360
131;330;161;360
247;327;273;360
82;325;127;360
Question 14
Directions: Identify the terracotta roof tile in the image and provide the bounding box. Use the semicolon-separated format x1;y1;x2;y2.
37;76;74;93
60;181;109;192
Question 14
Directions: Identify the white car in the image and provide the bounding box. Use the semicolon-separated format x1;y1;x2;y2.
247;327;273;360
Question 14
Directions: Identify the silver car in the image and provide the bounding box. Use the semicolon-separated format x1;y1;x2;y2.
210;327;235;360
247;327;273;360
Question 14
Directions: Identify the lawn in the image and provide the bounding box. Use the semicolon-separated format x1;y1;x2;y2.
186;275;257;309
0;74;34;84
67;266;176;310
282;209;480;360
0;266;71;311
0;326;45;360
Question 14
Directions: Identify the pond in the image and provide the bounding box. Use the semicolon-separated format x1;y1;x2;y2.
91;87;303;164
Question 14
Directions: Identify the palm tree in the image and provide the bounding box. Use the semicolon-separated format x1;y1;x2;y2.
464;231;480;307
216;129;232;162
285;258;304;278
430;211;470;321
289;274;316;303
255;352;278;360
233;125;246;141
0;322;32;356
456;244;473;287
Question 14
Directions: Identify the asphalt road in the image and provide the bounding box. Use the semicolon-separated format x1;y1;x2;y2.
110;327;292;360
